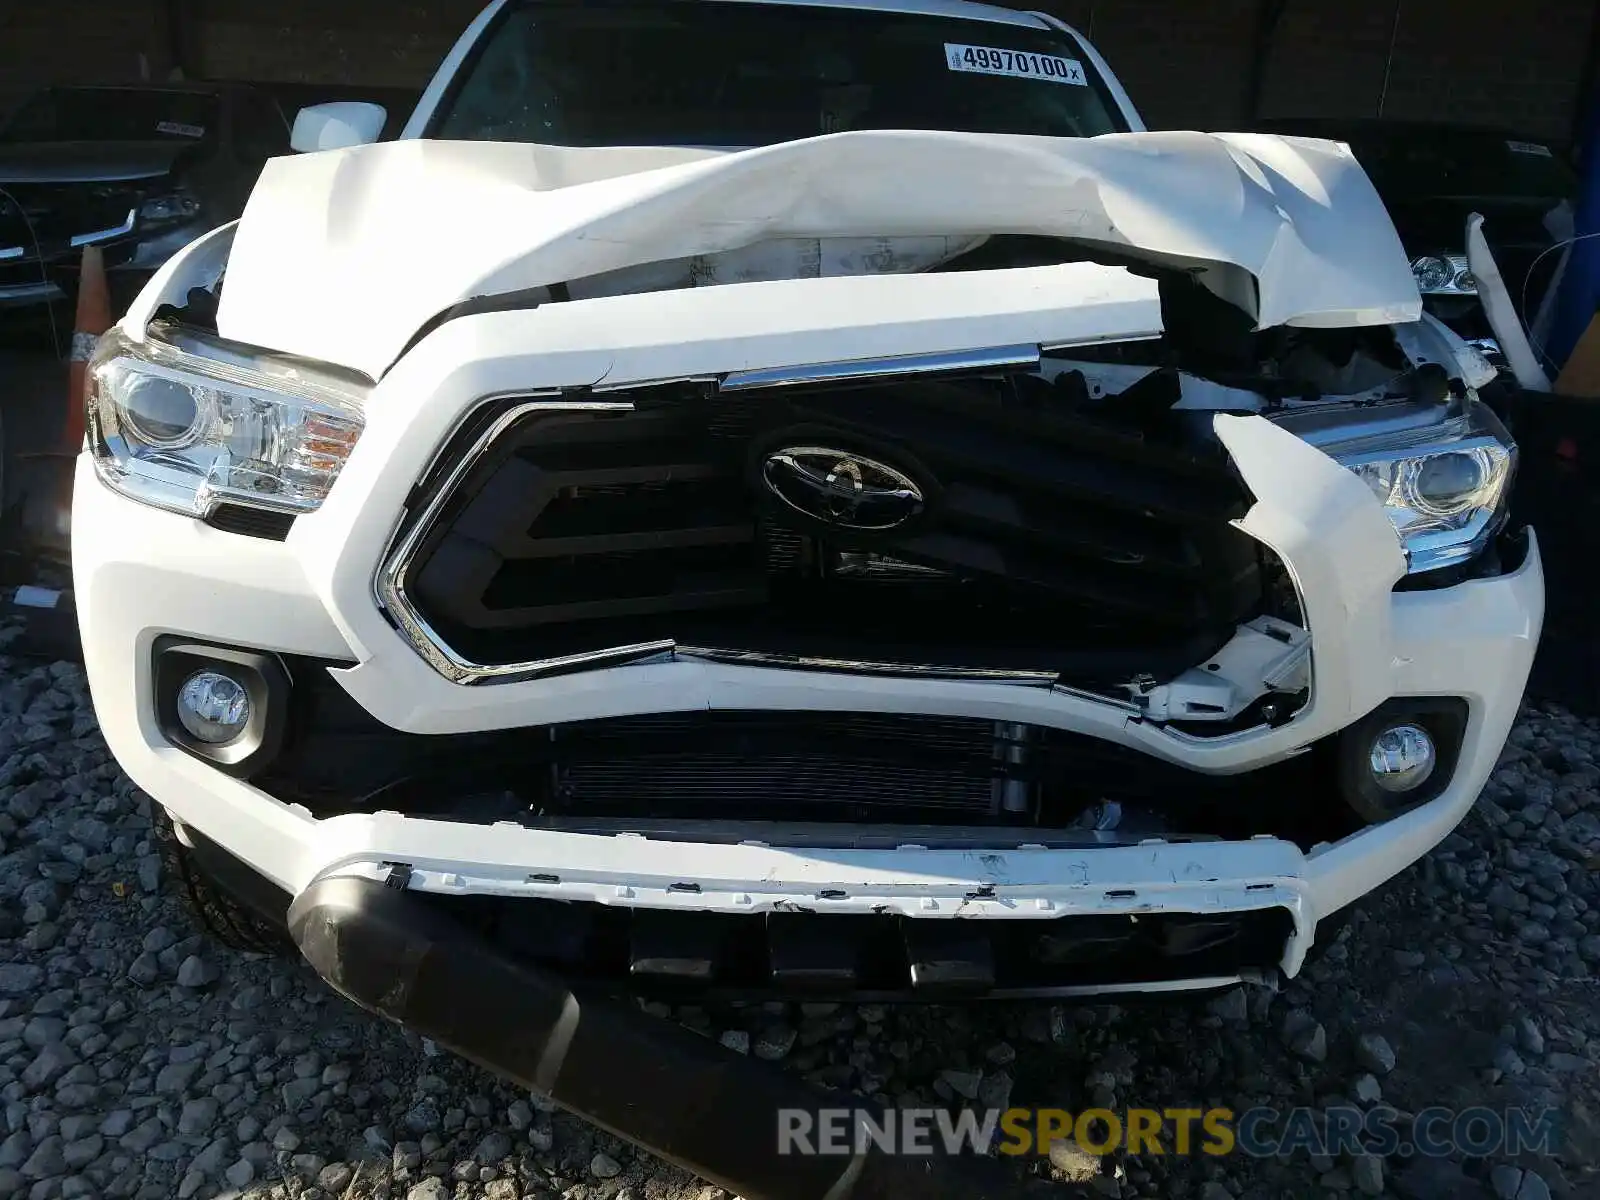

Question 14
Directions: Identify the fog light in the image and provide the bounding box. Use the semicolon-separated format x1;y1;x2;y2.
1368;724;1437;794
176;671;251;745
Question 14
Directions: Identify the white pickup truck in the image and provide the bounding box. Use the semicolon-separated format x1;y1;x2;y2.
77;0;1539;1022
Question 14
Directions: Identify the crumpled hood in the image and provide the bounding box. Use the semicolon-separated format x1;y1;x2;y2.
218;129;1422;377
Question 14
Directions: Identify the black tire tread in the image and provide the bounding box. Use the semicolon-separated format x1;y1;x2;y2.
152;806;291;955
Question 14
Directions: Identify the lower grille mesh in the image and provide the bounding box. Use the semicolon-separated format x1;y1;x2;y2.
551;711;1006;821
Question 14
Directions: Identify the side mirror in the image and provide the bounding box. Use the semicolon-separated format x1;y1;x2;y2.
290;102;387;153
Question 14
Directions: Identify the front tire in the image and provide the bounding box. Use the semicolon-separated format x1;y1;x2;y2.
152;805;291;954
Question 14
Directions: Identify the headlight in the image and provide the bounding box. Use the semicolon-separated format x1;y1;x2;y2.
1411;254;1476;296
1322;399;1515;574
139;192;202;224
88;325;368;519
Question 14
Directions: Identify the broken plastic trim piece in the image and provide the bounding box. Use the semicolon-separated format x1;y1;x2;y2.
287;875;1057;1200
1126;617;1310;722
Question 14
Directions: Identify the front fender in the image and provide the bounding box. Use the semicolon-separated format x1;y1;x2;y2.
120;220;237;342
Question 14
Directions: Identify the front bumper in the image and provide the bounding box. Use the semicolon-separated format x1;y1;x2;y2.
73;315;1545;995
289;875;1037;1200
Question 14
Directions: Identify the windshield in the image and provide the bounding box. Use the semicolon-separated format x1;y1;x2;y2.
1348;130;1578;203
0;89;218;143
432;1;1126;146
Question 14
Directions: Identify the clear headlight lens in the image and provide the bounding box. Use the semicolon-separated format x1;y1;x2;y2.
1325;400;1515;574
88;326;368;519
138;192;202;224
1411;255;1453;293
1411;254;1476;296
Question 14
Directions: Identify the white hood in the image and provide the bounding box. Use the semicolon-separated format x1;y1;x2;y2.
217;129;1422;378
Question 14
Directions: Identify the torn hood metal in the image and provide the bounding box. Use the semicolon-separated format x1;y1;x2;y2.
216;129;1422;378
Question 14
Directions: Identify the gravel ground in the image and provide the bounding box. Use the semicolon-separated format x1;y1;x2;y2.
1;643;1598;1200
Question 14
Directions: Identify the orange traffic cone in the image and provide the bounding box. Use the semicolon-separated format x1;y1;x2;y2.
66;245;112;453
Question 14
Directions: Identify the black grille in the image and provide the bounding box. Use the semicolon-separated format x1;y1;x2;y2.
420;890;1297;999
257;676;1359;848
552;711;1006;820
0;183;139;256
205;504;295;541
402;370;1263;684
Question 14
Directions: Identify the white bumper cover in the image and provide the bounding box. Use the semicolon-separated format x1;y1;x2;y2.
74;302;1544;987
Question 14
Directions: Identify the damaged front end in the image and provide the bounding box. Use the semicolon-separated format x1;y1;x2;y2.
243;277;1523;1001
94;130;1539;1004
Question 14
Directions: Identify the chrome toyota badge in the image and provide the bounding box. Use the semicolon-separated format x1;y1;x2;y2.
761;446;925;531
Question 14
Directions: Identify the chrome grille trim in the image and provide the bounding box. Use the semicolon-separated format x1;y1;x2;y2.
376;345;1084;687
720;343;1039;391
374;395;676;686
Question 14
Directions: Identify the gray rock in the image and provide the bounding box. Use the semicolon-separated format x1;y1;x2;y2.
939;1069;983;1100
473;1132;512;1163
1494;1045;1527;1077
406;1179;449;1200
317;1163;354;1192
1290;1021;1327;1063
190;1137;230;1177
985;1041;1017;1067
272;1127;301;1152
1355;1033;1397;1076
1516;1016;1546;1057
0;966;42;1004
0;1132;29;1169
1353;1073;1383;1104
153;1060;200;1094
174;956;219;989
21;1019;65;1050
1516;1170;1553;1200
118;1118;163;1154
753;1025;797;1061
21;1045;75;1093
1048;1139;1100;1183
125;954;160;987
1205;988;1249;1024
177;1098;218;1136
1352;1154;1384;1196
977;1071;1012;1111
506;1101;532;1132
590;1151;623;1179
392;1143;422;1172
718;1030;750;1056
1491;1165;1525;1200
60;1136;101;1170
224;1158;254;1190
402;1099;439;1136
20;1136;64;1180
54;1119;94;1144
281;1077;320;1111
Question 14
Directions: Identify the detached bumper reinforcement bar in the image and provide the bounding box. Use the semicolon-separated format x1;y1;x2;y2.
287;877;1074;1200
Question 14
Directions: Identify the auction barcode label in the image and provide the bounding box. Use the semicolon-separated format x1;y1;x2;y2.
945;44;1087;85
